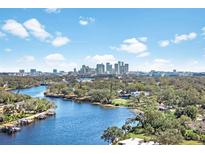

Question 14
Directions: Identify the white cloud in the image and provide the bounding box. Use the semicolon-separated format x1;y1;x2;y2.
136;58;173;71
138;37;148;42
172;32;197;44
4;48;12;52
44;53;65;66
85;54;116;63
159;40;170;47
136;52;150;58
45;8;61;14
79;16;95;26
23;18;52;41
2;19;29;38
17;55;35;63
44;53;77;70
159;32;197;47
58;62;77;69
52;36;70;47
115;38;148;55
48;61;77;71
154;58;170;64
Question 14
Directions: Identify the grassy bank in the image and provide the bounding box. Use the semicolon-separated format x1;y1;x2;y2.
125;133;154;140
111;99;129;106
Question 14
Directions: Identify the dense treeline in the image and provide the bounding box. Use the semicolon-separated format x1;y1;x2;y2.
99;77;205;145
0;89;55;124
46;77;205;106
0;91;31;105
0;76;63;90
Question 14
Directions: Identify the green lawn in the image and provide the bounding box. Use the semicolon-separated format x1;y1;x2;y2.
111;98;129;106
126;133;153;141
180;140;204;145
126;133;204;145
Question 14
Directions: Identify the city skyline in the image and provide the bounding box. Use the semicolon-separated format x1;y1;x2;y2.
15;60;130;74
1;61;200;78
1;9;205;72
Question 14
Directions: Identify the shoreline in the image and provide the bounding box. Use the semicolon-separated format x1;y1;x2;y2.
131;108;144;115
2;86;137;132
1;85;138;144
5;84;42;91
0;109;55;131
8;85;137;111
44;92;133;109
44;92;140;117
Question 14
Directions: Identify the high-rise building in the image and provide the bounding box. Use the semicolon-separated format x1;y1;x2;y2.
118;61;124;74
113;61;129;74
124;64;129;73
78;61;128;75
79;65;93;75
96;63;105;74
53;69;57;74
74;68;77;73
19;69;25;73
106;63;112;74
81;65;88;74
59;71;65;74
30;69;36;74
114;63;119;74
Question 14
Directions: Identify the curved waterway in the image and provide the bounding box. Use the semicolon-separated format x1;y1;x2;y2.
0;86;135;145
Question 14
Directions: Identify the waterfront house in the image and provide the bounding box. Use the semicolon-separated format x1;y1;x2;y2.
118;90;150;99
158;103;168;111
118;138;159;145
130;91;150;97
120;94;131;99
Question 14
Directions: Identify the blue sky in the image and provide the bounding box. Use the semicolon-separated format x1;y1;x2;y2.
0;8;205;72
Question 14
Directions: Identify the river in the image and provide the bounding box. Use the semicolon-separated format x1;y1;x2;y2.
0;86;135;145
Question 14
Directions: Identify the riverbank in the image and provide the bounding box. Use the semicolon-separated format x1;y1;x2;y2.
131;108;144;115
44;91;143;118
64;97;123;108
0;85;134;144
44;91;134;109
4;84;42;91
0;109;55;134
45;92;142;114
92;102;121;108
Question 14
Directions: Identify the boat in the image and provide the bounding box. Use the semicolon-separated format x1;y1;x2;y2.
19;119;29;125
13;126;21;131
46;111;56;116
37;114;47;120
1;125;21;135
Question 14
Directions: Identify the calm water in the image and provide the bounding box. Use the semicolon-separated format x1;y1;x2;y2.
0;86;135;145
